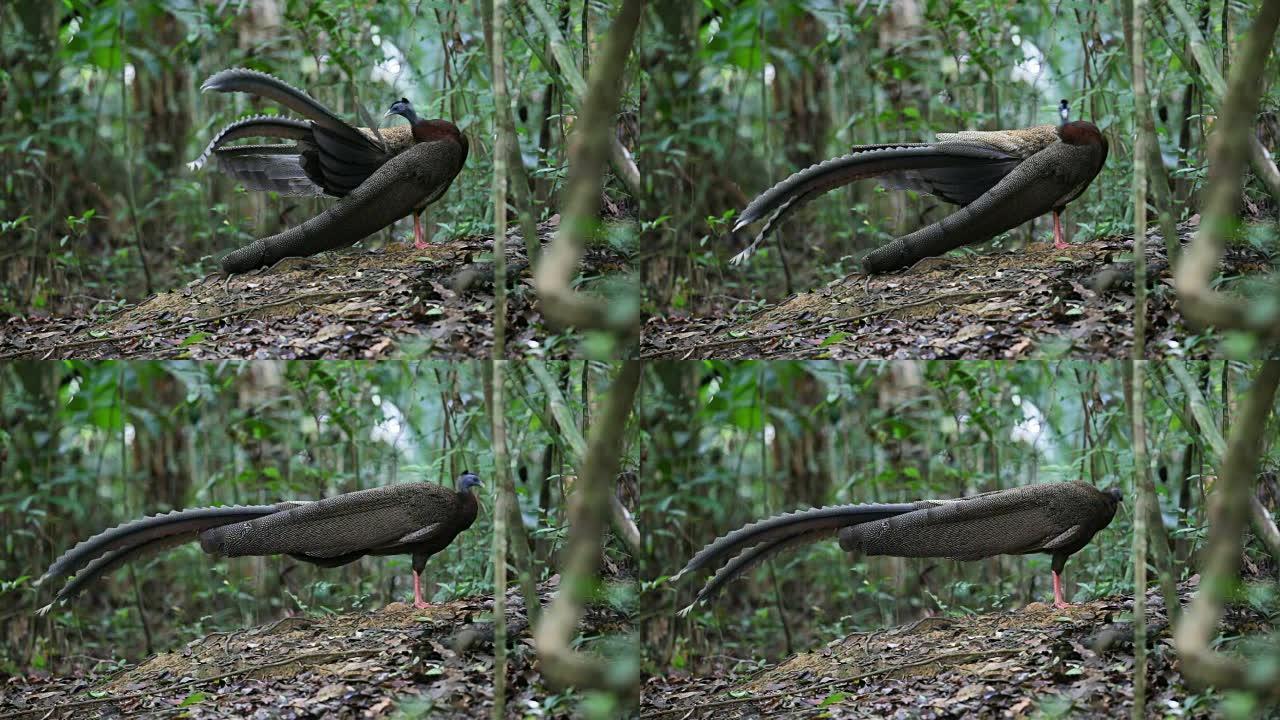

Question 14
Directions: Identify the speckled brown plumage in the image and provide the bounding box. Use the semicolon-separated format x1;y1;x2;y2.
673;481;1120;615
36;473;481;613
731;110;1108;273
189;69;468;274
934;124;1061;158
836;482;1119;565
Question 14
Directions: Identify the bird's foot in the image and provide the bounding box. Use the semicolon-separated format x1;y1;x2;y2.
1051;571;1069;608
412;212;429;250
412;570;429;609
1051;209;1067;250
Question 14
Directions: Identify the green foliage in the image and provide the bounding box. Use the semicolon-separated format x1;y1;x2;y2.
642;0;1277;309
641;360;1279;671
0;360;637;677
1;0;635;316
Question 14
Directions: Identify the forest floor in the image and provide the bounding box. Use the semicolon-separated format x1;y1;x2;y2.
0;577;635;719
640;576;1263;719
0;213;634;360
642;217;1274;360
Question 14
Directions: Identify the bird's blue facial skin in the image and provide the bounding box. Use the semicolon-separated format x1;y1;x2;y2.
385;100;412;120
459;473;481;491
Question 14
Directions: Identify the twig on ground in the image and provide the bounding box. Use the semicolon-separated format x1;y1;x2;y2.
255;614;313;636
895;615;954;635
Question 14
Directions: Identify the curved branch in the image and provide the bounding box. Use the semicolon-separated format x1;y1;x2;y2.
1173;361;1280;694
1172;1;1280;336
534;361;641;697
533;0;642;335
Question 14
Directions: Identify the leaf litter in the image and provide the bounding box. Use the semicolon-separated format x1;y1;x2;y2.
642;219;1274;359
0;214;635;360
641;576;1268;719
0;576;635;719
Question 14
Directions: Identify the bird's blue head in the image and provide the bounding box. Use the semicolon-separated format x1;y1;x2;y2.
385;97;418;123
1059;99;1071;126
457;471;482;493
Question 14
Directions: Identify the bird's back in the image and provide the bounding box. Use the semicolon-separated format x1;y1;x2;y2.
201;483;458;558
935;124;1060;158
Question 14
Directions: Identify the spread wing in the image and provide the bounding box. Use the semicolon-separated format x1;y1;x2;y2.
219;139;467;274
192;68;391;197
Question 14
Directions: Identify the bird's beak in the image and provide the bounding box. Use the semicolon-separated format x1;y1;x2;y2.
383;109;394;118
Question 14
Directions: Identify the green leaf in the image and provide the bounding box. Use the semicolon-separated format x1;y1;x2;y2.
180;692;207;706
819;332;848;347
179;332;209;347
820;692;847;707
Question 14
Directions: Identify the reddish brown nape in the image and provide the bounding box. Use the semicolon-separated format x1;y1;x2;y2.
1058;120;1105;147
412;119;465;145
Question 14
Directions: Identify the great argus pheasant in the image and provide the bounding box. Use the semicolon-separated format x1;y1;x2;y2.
671;481;1121;614
36;472;481;613
731;100;1108;273
188;68;469;274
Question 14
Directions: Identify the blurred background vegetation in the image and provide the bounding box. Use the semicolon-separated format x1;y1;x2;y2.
1;0;638;317
640;360;1279;671
642;0;1280;310
0;360;639;684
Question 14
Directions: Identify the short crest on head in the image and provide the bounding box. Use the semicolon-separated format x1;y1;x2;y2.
386;98;415;120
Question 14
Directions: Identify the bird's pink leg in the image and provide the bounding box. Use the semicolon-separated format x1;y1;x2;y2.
1053;210;1070;250
413;214;429;250
413;570;429;609
1052;570;1070;609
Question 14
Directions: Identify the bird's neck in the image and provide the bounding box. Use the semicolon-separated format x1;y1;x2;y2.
412;119;463;145
1058;120;1104;147
457;487;479;523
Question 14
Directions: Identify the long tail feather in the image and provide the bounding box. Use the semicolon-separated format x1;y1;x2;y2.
38;534;195;614
733;145;935;233
730;143;1017;257
188;115;311;171
672;503;916;586
677;528;838;616
37;505;280;611
729;190;811;265
200;68;372;149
